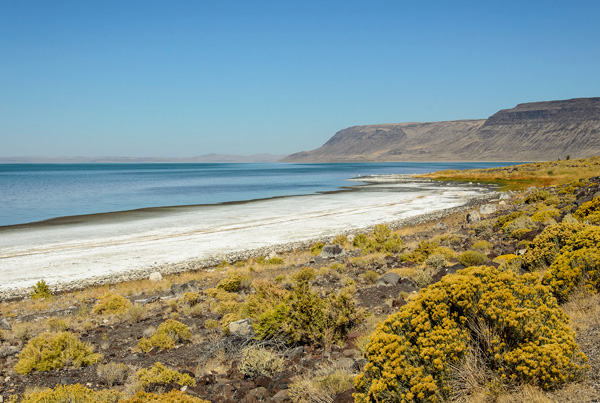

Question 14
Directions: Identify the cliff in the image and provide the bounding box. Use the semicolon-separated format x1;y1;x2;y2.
282;98;600;162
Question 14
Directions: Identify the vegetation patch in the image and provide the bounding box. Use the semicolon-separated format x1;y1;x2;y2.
15;331;102;375
355;266;587;402
93;293;131;315
135;362;196;391
137;319;191;352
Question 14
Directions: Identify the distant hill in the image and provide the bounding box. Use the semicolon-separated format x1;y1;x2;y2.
282;97;600;162
0;154;285;164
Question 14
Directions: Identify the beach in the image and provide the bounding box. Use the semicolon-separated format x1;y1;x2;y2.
0;178;497;299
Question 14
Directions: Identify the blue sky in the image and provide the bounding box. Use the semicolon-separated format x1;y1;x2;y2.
1;1;599;157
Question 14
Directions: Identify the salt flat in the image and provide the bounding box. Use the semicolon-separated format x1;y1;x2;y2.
0;182;490;292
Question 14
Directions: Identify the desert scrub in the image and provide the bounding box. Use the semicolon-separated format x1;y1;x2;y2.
364;224;404;253
30;279;53;299
135;362;196;391
15;331;102;374
13;383;122;403
361;270;379;284
521;222;585;271
93;293;131;315
289;362;355;403
217;273;252;292
120;390;210;403
543;225;600;302
574;196;600;223
310;242;324;255
458;250;488;267
495;210;525;229
138;319;191;352
332;234;349;247
178;292;202;307
97;362;130;386
353;233;369;249
354;266;586;402
531;207;560;223
409;240;439;263
240;345;285;378
524;189;553;204
502;216;538;238
471;240;494;252
254;276;364;346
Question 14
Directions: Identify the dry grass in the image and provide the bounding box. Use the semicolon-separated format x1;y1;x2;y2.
422;156;600;190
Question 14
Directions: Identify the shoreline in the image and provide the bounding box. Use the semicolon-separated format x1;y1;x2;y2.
0;190;500;301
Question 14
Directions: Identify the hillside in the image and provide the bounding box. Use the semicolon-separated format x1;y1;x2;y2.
282;97;600;162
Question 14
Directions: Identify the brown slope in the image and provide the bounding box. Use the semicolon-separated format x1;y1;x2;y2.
282;97;600;162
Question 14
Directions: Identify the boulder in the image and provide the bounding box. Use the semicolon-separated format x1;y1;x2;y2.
0;318;11;330
376;272;401;287
466;210;481;223
320;244;345;259
229;318;255;338
272;389;291;403
148;272;162;282
170;280;199;297
480;204;496;215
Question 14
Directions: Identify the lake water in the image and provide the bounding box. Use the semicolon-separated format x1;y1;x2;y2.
0;162;512;227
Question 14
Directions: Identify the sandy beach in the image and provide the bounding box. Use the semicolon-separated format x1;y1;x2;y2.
0;180;496;298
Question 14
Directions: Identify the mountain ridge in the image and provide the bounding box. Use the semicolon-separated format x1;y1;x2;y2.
282;97;600;162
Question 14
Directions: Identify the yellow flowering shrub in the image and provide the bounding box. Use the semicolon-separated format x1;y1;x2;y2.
93;293;131;315
15;331;102;375
137;319;191;353
13;384;122;403
531;207;559;223
119;390;210;403
521;222;585;271
354;266;586;402
135;362;196;391
457;250;488;267
178;292;202;307
543;225;600;302
573;196;600;221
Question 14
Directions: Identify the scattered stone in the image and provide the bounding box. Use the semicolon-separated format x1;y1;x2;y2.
376;272;401;287
0;318;11;330
170;280;199;297
337;357;355;369
229;318;255;338
0;346;19;359
500;193;511;200
516;248;527;256
436;222;447;230
498;200;507;208
254;375;272;389
148;272;162;282
320;244;345;259
134;296;160;305
479;204;496;215
342;349;358;358
285;346;305;361
347;234;355;243
272;389;291;403
466;210;481;223
268;251;278;259
247;386;269;400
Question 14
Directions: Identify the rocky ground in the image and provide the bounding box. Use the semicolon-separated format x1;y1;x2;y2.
1;177;599;402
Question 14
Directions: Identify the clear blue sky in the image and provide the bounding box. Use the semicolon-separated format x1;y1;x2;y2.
1;0;599;157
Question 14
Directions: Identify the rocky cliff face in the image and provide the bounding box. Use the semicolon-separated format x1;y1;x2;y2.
282;98;600;162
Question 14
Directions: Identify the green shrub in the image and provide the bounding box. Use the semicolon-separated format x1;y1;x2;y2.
15;332;102;375
365;225;403;253
138;319;191;353
217;273;252;292
354;266;587;402
135;362;196;391
502;216;537;238
240;346;285;378
543;225;600;302
352;234;369;249
310;242;324;256
458;250;488;267
426;253;447;270
431;246;455;261
495;211;525;229
292;267;316;283
15;384;122;403
93;293;131;315
521;222;585;271
409;240;439;263
255;279;364;347
120;390;210;403
30;279;52;299
266;257;284;265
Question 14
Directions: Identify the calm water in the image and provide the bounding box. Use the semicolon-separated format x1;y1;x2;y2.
0;162;513;226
